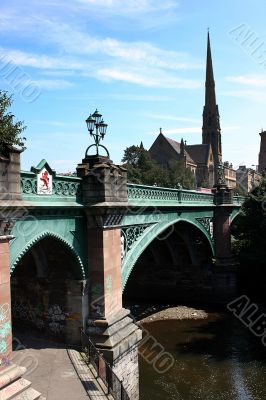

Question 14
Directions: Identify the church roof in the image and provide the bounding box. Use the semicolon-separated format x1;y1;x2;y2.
163;135;197;164
164;136;181;153
186;144;210;164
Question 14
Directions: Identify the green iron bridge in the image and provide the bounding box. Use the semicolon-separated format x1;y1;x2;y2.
9;160;244;289
0;150;245;399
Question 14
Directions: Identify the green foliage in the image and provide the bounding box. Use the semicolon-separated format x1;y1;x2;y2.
0;91;26;150
232;175;266;266
168;160;196;189
233;182;247;196
200;179;210;189
122;144;195;189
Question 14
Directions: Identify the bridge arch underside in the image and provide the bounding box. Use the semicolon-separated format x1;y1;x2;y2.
11;236;87;344
123;221;214;304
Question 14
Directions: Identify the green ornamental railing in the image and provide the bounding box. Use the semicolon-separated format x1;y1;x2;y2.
127;184;245;206
20;172;245;207
127;183;214;205
232;195;246;205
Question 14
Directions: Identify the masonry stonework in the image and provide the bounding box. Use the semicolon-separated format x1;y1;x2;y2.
113;344;139;399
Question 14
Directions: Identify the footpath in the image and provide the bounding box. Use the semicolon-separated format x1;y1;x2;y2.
11;333;113;400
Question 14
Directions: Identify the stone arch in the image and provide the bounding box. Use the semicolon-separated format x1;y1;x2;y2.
122;217;214;290
11;231;85;279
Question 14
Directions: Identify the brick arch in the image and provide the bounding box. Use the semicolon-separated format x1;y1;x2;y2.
122;217;214;291
11;231;85;279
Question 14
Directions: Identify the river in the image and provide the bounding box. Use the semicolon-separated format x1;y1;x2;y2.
137;309;266;400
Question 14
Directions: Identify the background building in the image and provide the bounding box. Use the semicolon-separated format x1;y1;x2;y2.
236;165;261;193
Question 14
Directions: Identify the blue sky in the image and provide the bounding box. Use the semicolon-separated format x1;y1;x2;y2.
1;0;266;172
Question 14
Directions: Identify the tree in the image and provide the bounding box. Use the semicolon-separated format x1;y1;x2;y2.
0;91;26;151
168;160;195;189
232;176;266;258
233;182;247;196
231;175;266;297
121;144;195;189
122;144;167;185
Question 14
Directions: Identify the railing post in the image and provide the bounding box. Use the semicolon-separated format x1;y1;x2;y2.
178;189;182;203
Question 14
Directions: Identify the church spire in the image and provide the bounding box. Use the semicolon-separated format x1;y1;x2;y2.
202;32;222;176
205;31;216;111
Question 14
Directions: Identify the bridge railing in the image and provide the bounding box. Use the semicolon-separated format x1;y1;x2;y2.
233;195;246;205
20;171;245;207
20;171;82;201
81;330;130;400
127;183;214;206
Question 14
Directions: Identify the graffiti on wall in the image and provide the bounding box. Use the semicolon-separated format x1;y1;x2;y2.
0;303;11;365
12;296;81;337
12;297;80;336
47;304;68;334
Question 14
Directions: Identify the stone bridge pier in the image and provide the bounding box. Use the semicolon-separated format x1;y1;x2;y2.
77;155;142;399
0;145;22;369
212;182;237;301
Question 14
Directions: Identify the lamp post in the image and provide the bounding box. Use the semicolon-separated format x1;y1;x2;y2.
85;109;109;158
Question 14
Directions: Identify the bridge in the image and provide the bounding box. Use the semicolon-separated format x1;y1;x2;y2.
0;146;244;399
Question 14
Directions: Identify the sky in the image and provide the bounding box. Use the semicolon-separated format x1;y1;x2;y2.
1;0;266;172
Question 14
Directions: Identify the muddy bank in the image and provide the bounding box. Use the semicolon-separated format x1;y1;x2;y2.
138;305;208;323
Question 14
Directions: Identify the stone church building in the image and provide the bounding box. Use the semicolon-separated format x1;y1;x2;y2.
149;33;236;189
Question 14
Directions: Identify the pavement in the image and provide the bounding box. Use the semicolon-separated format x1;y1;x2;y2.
11;330;113;400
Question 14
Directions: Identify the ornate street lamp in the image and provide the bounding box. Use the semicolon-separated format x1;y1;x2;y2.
85;109;109;157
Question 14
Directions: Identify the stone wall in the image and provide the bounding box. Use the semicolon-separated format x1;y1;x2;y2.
0;146;22;201
113;344;139;400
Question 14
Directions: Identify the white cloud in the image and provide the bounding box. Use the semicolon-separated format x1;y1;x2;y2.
0;0;179;34
50;159;78;172
74;0;178;15
0;49;83;70
30;120;80;127
226;75;266;87
40;22;202;71
103;93;173;101
55;93;173;102
96;68;201;88
222;90;266;102
0;45;202;88
164;127;201;134
41;70;77;77
223;126;241;131
0;2;202;90
32;79;74;89
146;114;201;123
148;127;201;135
148;125;240;135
